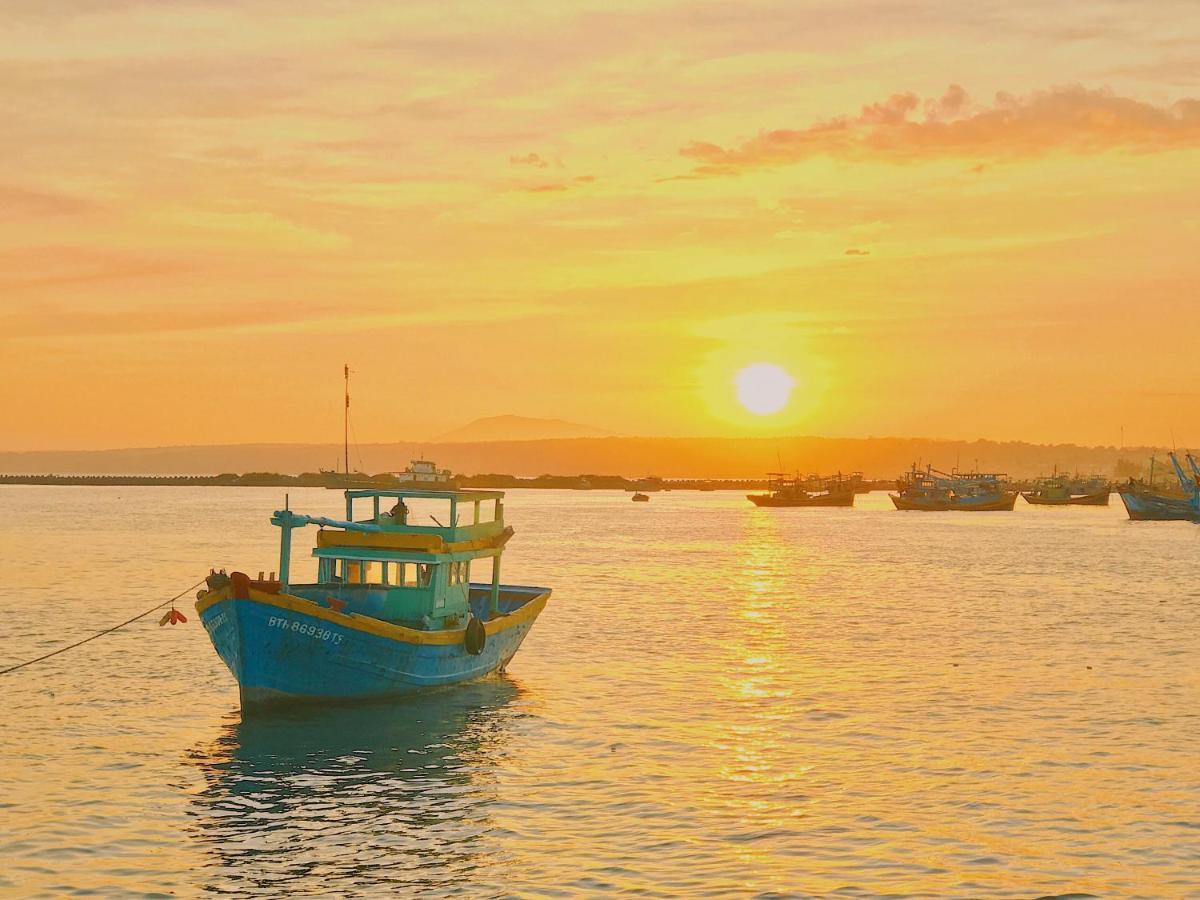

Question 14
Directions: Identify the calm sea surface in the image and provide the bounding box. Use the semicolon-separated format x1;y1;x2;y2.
1;487;1198;898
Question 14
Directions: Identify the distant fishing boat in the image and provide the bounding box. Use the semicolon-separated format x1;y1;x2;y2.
1022;471;1110;506
195;487;550;709
1118;488;1195;521
1118;452;1200;521
632;477;667;493
631;492;650;502
392;459;456;489
324;369;457;489
747;472;855;507
891;465;1017;511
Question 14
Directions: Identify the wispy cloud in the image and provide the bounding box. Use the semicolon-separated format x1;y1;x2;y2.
510;152;552;168
680;84;1200;175
0;184;97;218
520;175;596;193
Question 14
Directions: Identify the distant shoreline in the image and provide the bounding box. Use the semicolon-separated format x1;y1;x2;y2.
0;473;901;491
0;435;1155;482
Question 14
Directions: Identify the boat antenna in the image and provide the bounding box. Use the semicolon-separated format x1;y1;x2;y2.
344;364;351;482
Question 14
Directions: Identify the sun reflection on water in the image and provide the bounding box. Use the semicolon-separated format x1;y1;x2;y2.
3;488;1199;896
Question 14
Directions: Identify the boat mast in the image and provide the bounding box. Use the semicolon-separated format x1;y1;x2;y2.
344;364;350;481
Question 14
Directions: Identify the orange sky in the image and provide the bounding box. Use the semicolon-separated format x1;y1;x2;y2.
3;1;1199;451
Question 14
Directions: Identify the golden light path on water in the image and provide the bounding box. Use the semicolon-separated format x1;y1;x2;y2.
1;486;1198;896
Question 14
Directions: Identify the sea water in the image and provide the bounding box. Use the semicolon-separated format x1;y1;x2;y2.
1;487;1197;897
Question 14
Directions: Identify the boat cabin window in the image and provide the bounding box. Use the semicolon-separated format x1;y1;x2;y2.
326;559;434;588
448;561;471;586
336;560;377;584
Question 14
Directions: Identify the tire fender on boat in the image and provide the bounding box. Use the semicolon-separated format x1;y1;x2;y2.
464;616;486;656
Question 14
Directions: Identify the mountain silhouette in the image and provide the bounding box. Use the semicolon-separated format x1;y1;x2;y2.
434;415;613;443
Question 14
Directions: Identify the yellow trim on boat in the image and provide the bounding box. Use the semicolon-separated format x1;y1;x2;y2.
195;584;549;645
317;530;444;552
315;527;511;555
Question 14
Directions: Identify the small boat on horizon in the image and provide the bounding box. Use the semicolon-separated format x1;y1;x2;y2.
195;487;550;709
891;465;1017;511
392;458;457;489
747;472;856;507
631;492;650;502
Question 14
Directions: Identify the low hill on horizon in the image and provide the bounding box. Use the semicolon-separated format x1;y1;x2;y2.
434;415;612;443
0;435;1161;481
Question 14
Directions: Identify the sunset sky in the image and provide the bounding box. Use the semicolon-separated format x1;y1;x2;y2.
3;1;1199;451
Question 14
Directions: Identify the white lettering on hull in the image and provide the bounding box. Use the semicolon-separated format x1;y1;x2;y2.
267;615;344;644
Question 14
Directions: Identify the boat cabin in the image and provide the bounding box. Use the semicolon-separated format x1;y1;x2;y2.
393;459;454;485
271;489;513;630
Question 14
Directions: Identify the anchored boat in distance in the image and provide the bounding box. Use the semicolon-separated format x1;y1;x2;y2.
1118;452;1200;521
891;465;1018;511
1022;471;1110;506
195;487;550;709
393;458;457;489
747;472;858;507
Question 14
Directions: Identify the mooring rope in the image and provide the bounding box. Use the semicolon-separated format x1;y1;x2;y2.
0;579;206;676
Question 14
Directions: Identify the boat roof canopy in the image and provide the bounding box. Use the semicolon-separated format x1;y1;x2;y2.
344;488;504;501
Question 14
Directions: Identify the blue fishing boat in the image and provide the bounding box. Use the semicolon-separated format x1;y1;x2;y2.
1118;452;1200;521
891;464;1017;511
195;488;551;709
1118;488;1195;521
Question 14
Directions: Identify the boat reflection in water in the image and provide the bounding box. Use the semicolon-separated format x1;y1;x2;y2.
187;679;522;894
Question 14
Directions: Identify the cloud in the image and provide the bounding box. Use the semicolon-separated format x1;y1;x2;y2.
510;152;551;168
0;185;97;219
520;177;595;193
680;84;1200;175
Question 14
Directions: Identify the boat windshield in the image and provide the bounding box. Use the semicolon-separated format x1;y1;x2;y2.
324;559;435;588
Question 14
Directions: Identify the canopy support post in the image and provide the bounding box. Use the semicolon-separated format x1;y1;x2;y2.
490;556;501;618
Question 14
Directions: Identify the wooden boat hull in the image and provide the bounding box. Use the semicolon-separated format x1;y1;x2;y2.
747;492;855;507
1023;489;1109;506
891;491;1017;511
1118;491;1197;521
197;582;549;709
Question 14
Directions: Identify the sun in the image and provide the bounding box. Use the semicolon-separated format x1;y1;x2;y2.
735;363;794;415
